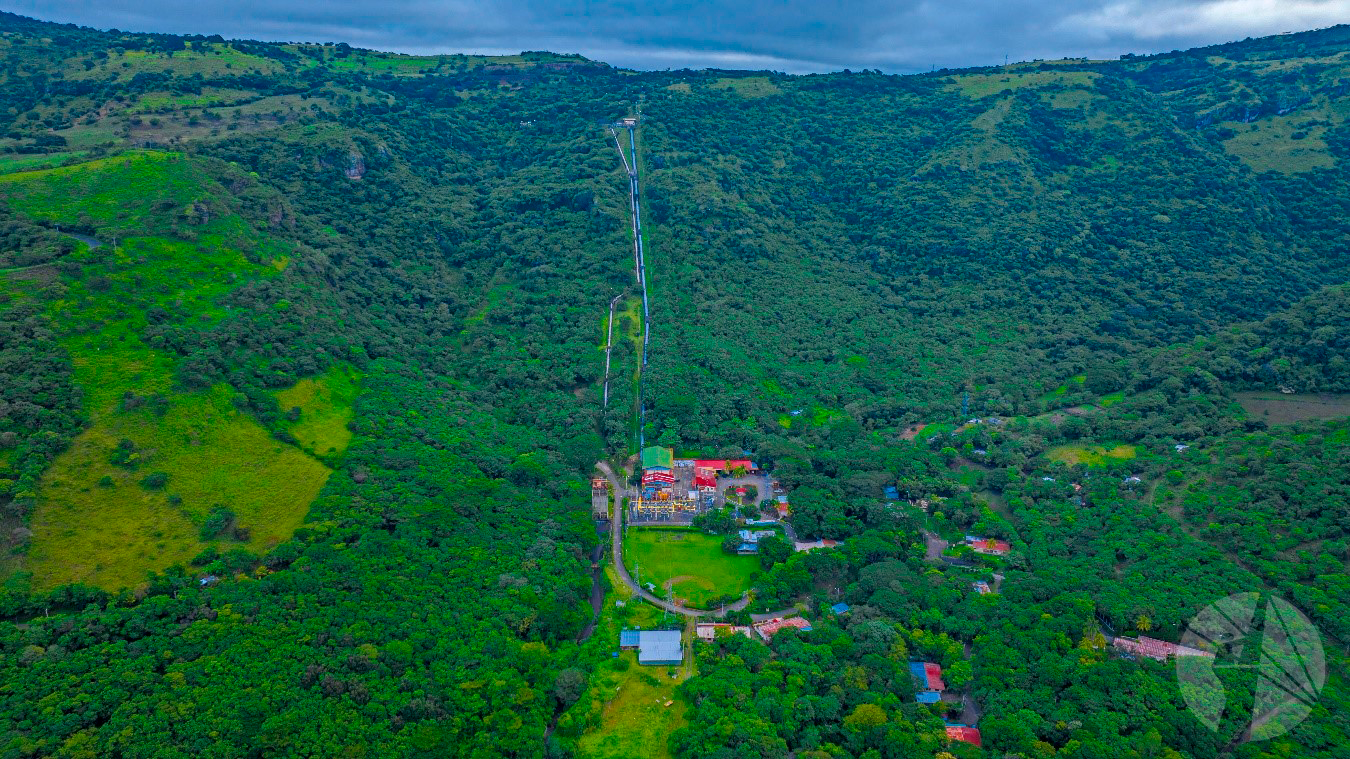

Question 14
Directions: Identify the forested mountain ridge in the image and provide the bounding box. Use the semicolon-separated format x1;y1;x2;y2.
0;12;1348;758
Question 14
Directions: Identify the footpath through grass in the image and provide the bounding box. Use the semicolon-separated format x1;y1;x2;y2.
622;527;757;607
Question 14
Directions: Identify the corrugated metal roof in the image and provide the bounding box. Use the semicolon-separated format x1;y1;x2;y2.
619;629;641;647
945;726;982;747
909;661;945;691
638;630;683;665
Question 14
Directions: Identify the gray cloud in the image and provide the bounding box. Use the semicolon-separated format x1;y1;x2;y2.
2;0;1346;72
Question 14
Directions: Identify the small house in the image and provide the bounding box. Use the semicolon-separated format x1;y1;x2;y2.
754;616;812;640
945;725;983;747
1112;635;1214;662
908;661;946;692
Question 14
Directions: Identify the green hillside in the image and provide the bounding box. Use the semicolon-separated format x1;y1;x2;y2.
0;12;1348;759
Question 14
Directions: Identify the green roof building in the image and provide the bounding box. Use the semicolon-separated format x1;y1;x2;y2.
641;446;674;470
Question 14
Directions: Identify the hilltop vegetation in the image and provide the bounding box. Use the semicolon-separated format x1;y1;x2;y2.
0;11;1348;758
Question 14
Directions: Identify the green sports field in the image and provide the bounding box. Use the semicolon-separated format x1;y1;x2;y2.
622;528;758;607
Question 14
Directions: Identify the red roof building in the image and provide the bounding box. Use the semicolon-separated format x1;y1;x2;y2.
694;459;755;473
642;471;675;485
909;661;945;691
753;616;812;640
966;536;1011;555
1112;636;1215;662
945;726;982;747
693;474;717;489
925;662;946;691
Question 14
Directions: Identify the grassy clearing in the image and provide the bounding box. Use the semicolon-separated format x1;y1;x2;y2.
1221;112;1337;174
0;152;90;175
576;649;687;759
68;45;287;82
574;563;690;759
0;151;203;232
24;379;329;590
1045;89;1098;110
623;528;757;607
947;70;1099;99
276;365;361;458
1235;392;1350;425
711;76;783;98
616;295;643;358
0;153;322;590
130;88;260;113
1037;374;1086;403
1046;443;1137;467
1098;391;1127;407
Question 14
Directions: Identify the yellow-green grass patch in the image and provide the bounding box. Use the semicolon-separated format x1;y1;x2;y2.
576;650;688;759
616;295;643;358
1045;89;1098;110
1235;392;1350;426
276;365;361;458
68;45;287;82
1038;374;1086;402
0;151;90;175
1098;391;1127;407
947;70;1099;99
1221;114;1336;174
710;76;783;98
0;151;203;232
1046;443;1137;467
130;88;260;113
0;153;319;589
623;528;757;607
22;375;329;590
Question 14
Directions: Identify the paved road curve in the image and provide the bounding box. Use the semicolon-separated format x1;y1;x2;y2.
597;460;750;618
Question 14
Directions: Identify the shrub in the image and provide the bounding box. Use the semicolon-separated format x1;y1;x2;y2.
140;471;169;489
199;507;236;540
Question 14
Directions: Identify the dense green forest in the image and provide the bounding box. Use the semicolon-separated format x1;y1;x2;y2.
0;11;1347;758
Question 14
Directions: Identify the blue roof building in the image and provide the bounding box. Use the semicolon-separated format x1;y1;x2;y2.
619;629;641;648
831;602;851;615
915;691;942;704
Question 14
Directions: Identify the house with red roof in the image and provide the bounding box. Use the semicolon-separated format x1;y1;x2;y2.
753;616;812;640
908;661;946;691
964;535;1011;555
1112;636;1214;662
945;725;982;747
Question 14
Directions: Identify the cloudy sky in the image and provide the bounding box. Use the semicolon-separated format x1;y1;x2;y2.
3;0;1347;72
